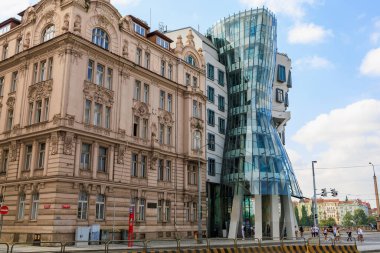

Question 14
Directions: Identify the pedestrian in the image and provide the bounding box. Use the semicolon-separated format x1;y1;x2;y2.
323;227;328;241
241;224;245;240
294;226;299;239
315;226;320;237
335;228;340;243
357;227;364;242
347;228;352;242
311;226;315;237
299;226;304;238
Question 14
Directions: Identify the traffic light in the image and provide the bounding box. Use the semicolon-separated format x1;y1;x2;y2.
321;188;327;197
314;214;318;219
331;188;338;197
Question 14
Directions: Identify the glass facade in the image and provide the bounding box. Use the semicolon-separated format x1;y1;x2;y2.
207;9;302;204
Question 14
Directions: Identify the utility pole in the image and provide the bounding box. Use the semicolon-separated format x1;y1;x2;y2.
369;162;380;231
312;161;318;227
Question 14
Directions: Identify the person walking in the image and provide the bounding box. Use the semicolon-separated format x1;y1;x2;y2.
299;226;304;238
294;226;299;239
335;228;341;243
323;227;328;241
346;228;352;242
241;224;245;240
357;227;364;242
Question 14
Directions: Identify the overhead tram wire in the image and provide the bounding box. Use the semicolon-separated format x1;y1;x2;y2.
294;164;380;171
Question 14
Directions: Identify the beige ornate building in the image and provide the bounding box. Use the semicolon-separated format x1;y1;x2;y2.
0;0;207;242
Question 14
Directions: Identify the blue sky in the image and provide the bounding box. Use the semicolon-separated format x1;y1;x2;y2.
2;0;380;208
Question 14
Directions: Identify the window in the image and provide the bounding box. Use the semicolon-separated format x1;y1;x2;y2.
134;80;141;100
145;52;150;69
165;160;171;181
11;71;18;92
193;131;201;150
218;117;226;134
191;202;197;222
166;126;172;145
156;37;169;49
207;109;215;126
159;124;164;144
136;48;142;65
186;73;191;86
80;143;91;170
94;103;102;126
141;155;147;178
42;25;55;42
158;159;164;181
185;202;190;222
208;158;215;176
17;193;26;220
92;28;109;50
33;63;38;83
142;118;148;139
87;60;94;82
47;57;53;79
6;109;13;131
193;100;198;117
133;116;140;137
277;65;286;82
77;191;88;219
167;94;172;112
161;60;166;77
105;107;111;129
186;55;196;66
84;100;91;124
106;68;112;89
165;200;171;222
159;90;165;109
35;100;42;123
2;44;8;60
96;194;105;220
208;133;215;151
207;63;215;80
138;199;145;221
0;149;8;174
0;77;4;96
39;60;46;82
98;146;107;172
134;23;146;36
207;86;214;103
16;39;22;54
30;193;39;220
168;64;173;80
96;64;105;86
157;199;163;222
188;165;197;185
193;76;197;87
131;153;138;177
143;84;149;103
28;102;33;125
218;70;224;86
44;98;49;121
24;145;33;171
276;88;284;103
218;95;225;111
37;143;45;169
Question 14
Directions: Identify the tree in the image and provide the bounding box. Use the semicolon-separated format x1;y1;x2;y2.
368;215;377;225
353;209;368;225
295;207;300;225
342;212;354;227
300;205;310;226
319;217;336;227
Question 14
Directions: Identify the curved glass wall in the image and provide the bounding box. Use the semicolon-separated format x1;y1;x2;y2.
207;9;302;198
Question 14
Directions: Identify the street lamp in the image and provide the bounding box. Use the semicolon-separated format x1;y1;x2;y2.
311;161;318;227
369;162;380;220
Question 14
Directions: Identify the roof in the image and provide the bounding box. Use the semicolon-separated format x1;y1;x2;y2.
128;15;150;30
147;30;173;43
18;4;37;17
0;18;21;28
165;26;217;50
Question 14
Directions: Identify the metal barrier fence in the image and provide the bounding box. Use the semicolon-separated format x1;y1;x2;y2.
10;241;63;253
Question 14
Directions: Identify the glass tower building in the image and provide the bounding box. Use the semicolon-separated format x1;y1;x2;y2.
207;8;302;239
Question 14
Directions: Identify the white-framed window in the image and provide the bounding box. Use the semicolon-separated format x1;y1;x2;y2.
136;48;142;65
143;84;149;104
188;164;197;185
192;100;202;118
185;202;190;222
159;124;164;144
145;52;150;69
134;80;141;101
106;68;112;89
6;109;13;131
142;118;148;139
24;145;33;171
156;37;169;49
84;99;91;124
131;153;138;177
2;44;8;60
39;60;46;82
47;57;53;79
191;202;197;222
37;143;45;169
42;25;55;42
0;149;9;174
30;193;39;220
186;73;191;86
95;194;105;220
133;23;146;36
160;60;166;77
167;94;172;112
94;103;102;126
166;126;172;145
165;160;171;182
87;60;94;82
17;193;26;220
92;28;109;50
158;159;164;181
35;100;42;123
15;38;22;54
168;64;173;80
186;55;196;66
157;199;163;222
98;146;107;172
159;90;165;109
28;102;34;125
80;143;91;170
132;198;145;221
77;191;88;220
140;155;147;178
105;106;111;129
0;76;4;96
133;116;140;137
165;200;171;222
193;76;198;87
10;71;17;92
96;63;105;86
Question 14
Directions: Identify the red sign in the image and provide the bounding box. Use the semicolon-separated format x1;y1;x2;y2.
44;204;51;209
0;206;9;215
128;207;135;247
62;204;70;209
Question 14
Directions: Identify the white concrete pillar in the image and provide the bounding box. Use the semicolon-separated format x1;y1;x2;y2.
29;140;38;177
43;139;50;176
228;186;243;239
254;194;262;239
282;195;296;239
74;138;81;177
271;195;280;239
109;145;114;181
92;142;99;179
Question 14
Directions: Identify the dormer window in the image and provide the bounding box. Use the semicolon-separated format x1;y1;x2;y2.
134;23;146;36
156;37;169;49
186;55;196;66
92;28;109;50
42;25;55;42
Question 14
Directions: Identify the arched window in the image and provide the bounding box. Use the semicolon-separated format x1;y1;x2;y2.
186;55;196;66
42;25;55;42
92;28;109;50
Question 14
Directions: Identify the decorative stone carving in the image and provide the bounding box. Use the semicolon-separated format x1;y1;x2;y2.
22;7;36;24
10;141;17;162
122;40;128;58
28;80;53;102
190;117;204;130
62;13;69;32
44;10;55;23
186;29;195;47
117;144;126;164
133;102;150;118
175;35;184;54
6;97;15;109
83;81;114;106
158;110;174;126
118;129;126;139
151;123;157;138
74;15;81;33
150;152;159;170
119;17;130;31
63;132;74;155
50;132;59;155
23;32;31;50
97;15;109;29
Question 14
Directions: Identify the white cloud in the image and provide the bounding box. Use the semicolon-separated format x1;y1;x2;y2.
111;0;140;7
0;0;32;21
287;22;333;44
360;47;380;76
291;99;380;206
239;0;315;19
294;55;334;70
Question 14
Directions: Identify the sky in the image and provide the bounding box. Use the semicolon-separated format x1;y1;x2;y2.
2;0;380;208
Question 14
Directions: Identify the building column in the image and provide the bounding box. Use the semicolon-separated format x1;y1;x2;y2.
271;195;280;239
109;145;114;181
92;142;99;179
228;185;243;239
29;140;38;178
281;195;296;239
254;194;262;239
17;143;25;179
74;138;81;177
43;139;50;176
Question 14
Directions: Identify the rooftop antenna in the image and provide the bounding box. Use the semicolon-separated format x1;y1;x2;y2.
159;22;167;33
149;8;151;28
